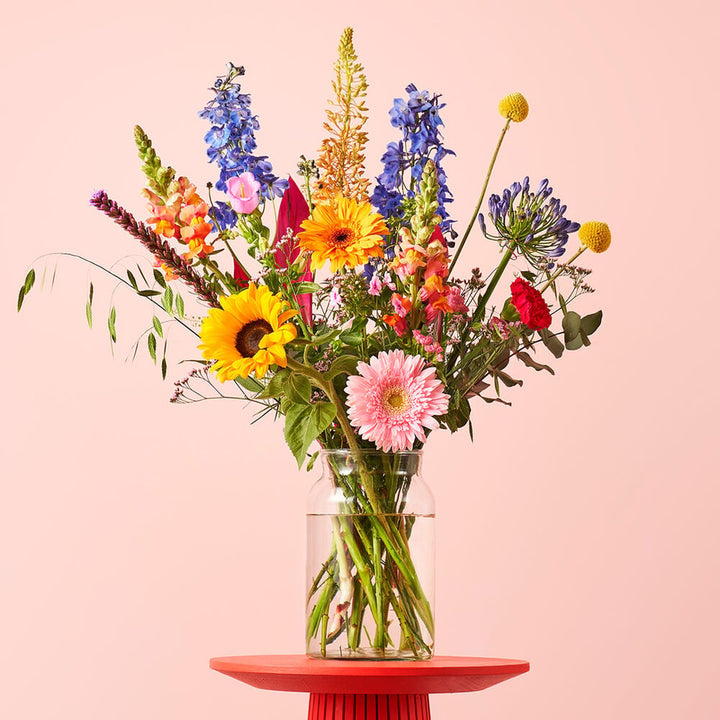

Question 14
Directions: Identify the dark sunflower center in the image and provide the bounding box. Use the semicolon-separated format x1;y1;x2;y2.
235;319;273;357
330;227;355;247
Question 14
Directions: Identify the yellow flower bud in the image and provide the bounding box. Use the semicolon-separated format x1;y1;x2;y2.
498;93;529;122
578;221;612;253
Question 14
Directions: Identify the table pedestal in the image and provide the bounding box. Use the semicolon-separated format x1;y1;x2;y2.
309;693;430;720
210;655;529;720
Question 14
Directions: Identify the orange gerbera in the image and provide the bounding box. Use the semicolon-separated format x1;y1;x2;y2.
297;196;388;272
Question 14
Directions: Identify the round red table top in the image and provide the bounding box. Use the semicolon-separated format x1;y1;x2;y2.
209;654;529;695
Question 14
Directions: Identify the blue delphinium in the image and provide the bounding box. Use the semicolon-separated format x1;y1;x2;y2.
200;63;288;230
371;84;455;237
478;177;580;268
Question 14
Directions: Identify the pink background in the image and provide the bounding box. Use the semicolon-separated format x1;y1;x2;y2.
2;0;719;718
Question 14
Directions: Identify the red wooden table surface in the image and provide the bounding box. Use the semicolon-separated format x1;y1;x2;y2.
210;655;530;720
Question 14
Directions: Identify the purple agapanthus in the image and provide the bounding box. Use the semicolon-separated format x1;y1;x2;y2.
478;177;580;267
371;84;455;237
200;63;288;229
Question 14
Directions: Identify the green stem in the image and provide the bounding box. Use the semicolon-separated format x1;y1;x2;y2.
448;118;512;276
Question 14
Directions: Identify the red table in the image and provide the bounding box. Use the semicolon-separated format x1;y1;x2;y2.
210;655;529;720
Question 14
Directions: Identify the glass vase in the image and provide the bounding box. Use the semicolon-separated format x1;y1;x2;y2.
306;449;435;660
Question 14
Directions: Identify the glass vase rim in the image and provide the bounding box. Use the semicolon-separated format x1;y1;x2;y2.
318;448;424;458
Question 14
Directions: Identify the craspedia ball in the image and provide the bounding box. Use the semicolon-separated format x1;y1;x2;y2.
578;221;612;253
498;93;529;122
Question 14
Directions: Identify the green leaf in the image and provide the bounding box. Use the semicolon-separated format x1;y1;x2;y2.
161;286;174;315
256;368;291;399
235;375;265;393
152;315;163;337
85;282;94;328
516;350;555;374
562;311;582;344
565;331;588;351
153;268;167;288
581;310;603;336
500;297;521;322
327;354;359;380
148;332;157;362
24;268;36;293
175;293;185;319
306;450;319;472
286;373;312;404
136;289;161;297
520;270;537;283
292;281;321;294
136;264;149;287
539;328;564;358
284;401;336;468
126;270;138;290
339;317;366;346
311;329;341;345
161;341;167;379
18;268;36;310
558;294;568;315
108;306;117;343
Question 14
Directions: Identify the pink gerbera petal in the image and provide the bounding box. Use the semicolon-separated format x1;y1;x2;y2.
345;349;450;452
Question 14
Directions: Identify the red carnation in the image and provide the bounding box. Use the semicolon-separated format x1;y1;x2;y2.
510;278;552;330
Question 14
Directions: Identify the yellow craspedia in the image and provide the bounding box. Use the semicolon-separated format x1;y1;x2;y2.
578;221;612;253
498;93;529;122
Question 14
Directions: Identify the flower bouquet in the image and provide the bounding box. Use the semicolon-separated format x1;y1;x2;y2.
18;28;610;659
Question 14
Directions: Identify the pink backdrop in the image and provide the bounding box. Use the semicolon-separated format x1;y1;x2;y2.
3;1;719;718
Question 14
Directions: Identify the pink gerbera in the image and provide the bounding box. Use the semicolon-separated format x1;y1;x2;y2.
345;350;450;452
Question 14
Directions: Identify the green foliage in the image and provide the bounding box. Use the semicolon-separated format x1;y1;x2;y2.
284;401;337;468
17;268;36;311
107;306;117;343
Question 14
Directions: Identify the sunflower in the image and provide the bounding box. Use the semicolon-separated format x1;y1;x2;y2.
198;283;298;381
297;195;388;272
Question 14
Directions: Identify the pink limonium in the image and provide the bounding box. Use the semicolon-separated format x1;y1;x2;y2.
226;172;261;214
345;349;450;452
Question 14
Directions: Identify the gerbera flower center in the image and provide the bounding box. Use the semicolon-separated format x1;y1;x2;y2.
235;319;273;357
330;226;355;247
381;385;412;416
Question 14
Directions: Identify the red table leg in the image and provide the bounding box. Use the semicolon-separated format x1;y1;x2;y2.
308;693;431;720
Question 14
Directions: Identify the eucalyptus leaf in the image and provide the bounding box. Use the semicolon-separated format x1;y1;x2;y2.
566;331;589;351
539;328;564;358
562;311;582;343
517;350;555;374
581;310;603;336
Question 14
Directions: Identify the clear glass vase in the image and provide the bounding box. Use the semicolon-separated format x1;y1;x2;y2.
306;449;435;660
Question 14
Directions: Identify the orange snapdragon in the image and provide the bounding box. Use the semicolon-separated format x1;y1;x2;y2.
143;177;215;270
